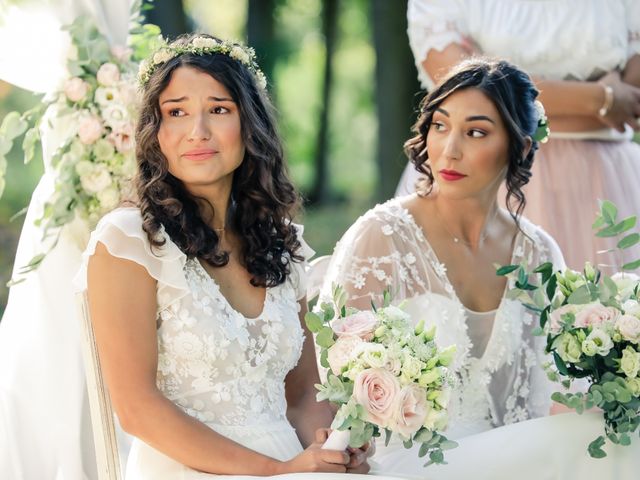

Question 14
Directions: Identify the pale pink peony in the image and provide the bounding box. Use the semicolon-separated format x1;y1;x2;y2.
389;385;429;439
617;314;640;343
332;310;379;340
353;368;400;428
327;335;362;375
108;122;134;153
110;45;133;61
77;115;103;144
97;62;121;86
64;77;89;102
574;304;619;329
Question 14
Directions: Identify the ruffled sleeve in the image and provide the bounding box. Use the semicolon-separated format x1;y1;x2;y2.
625;0;640;57
407;0;468;89
73;207;189;312
289;223;315;300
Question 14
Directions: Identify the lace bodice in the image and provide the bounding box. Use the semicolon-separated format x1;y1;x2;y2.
408;0;640;90
319;198;566;438
76;208;312;430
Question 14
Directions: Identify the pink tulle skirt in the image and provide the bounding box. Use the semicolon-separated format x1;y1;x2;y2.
395;138;640;271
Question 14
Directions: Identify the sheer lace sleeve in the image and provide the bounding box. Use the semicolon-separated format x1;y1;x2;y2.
289;223;315;300
407;0;468;89
73;207;189;311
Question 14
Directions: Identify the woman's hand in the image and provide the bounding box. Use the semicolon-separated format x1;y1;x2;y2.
313;428;372;474
275;432;350;474
598;70;640;132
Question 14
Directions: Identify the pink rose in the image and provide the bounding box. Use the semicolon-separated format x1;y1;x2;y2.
390;385;428;439
332;310;378;340
110;45;132;62
327;335;362;375
353;368;400;428
617;314;640;343
574;304;619;329
548;304;578;333
77;115;103;145
97;62;121;86
64;77;89;102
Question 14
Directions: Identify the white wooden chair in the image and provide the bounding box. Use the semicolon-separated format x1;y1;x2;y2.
76;292;123;480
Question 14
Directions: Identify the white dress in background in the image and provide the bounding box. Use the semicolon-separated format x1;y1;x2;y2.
397;0;640;269
73;208;402;480
0;2;132;478
318;197;565;476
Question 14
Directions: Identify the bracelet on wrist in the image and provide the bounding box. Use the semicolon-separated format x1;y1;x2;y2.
598;83;614;117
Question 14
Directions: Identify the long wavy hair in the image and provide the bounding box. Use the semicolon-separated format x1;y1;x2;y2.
135;34;302;288
404;58;541;226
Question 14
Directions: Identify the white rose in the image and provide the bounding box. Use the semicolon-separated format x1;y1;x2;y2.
80;163;112;194
97;63;121;86
77;115;103;145
623;300;640;318
552;332;582;363
381;305;410;324
97;186;120;211
229;46;250;64
400;352;425;383
617;314;640;343
192;37;217;49
64;77;90;102
423;407;448;431
612;272;640;300
619;346;640;378
75;160;93;177
327;335;362;375
92;138;115;160
118;83;139;106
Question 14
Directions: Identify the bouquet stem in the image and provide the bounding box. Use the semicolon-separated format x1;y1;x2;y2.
321;429;351;450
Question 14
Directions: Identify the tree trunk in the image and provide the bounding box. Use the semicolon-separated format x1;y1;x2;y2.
144;0;189;40
247;0;278;89
308;0;338;205
371;0;420;202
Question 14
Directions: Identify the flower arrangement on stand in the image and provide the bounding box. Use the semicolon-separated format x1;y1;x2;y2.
498;200;640;458
306;285;458;466
0;1;163;280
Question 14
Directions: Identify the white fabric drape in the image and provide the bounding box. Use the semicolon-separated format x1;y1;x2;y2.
0;1;132;479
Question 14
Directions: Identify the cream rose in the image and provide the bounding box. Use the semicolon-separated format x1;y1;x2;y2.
389;385;428;439
354;342;387;369
327;335;362;375
80;164;112;194
612;273;640;300
77;115;103;145
97;186;120;211
617;314;640;343
620;346;640;378
574;304;619;329
553;332;582;363
332;310;379;340
64;77;89;102
353;368;400;428
97;62;121;86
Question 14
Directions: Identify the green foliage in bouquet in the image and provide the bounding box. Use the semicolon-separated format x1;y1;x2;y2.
497;200;640;458
305;285;458;466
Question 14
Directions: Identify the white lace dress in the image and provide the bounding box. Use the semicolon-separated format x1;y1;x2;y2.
75;208;315;479
319;198;565;476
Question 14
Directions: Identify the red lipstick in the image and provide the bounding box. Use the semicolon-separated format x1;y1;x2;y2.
439;169;467;182
182;148;217;161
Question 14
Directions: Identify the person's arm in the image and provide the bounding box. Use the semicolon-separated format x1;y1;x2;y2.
87;243;349;475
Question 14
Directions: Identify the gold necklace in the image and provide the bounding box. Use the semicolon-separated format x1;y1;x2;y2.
434;204;498;247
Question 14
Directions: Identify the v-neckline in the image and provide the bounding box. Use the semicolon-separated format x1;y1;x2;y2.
392;200;526;362
192;258;271;321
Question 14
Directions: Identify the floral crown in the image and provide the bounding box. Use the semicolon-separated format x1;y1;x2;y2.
532;100;550;143
138;36;267;90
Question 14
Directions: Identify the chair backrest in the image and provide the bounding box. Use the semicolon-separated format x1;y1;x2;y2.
306;254;332;301
76;292;123;480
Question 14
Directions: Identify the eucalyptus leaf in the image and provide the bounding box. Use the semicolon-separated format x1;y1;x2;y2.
567;285;593;304
496;264;519;276
588;436;607;459
0;111;28;140
316;326;335;348
304;312;323;333
600;200;618;225
623;259;640;271
546;274;558;301
618;233;640;250
22;127;39;164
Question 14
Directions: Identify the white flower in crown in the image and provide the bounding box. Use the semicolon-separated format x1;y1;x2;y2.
192;36;218;49
229;45;251;65
153;48;174;65
256;70;267;90
533;100;547;122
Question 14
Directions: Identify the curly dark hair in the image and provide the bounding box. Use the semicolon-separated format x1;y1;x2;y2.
135;34;302;288
404;58;541;225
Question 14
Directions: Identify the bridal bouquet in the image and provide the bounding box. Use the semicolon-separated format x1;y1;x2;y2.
305;285;457;466
0;2;162;278
498;200;640;458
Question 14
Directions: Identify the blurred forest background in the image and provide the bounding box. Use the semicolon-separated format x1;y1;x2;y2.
0;0;421;315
